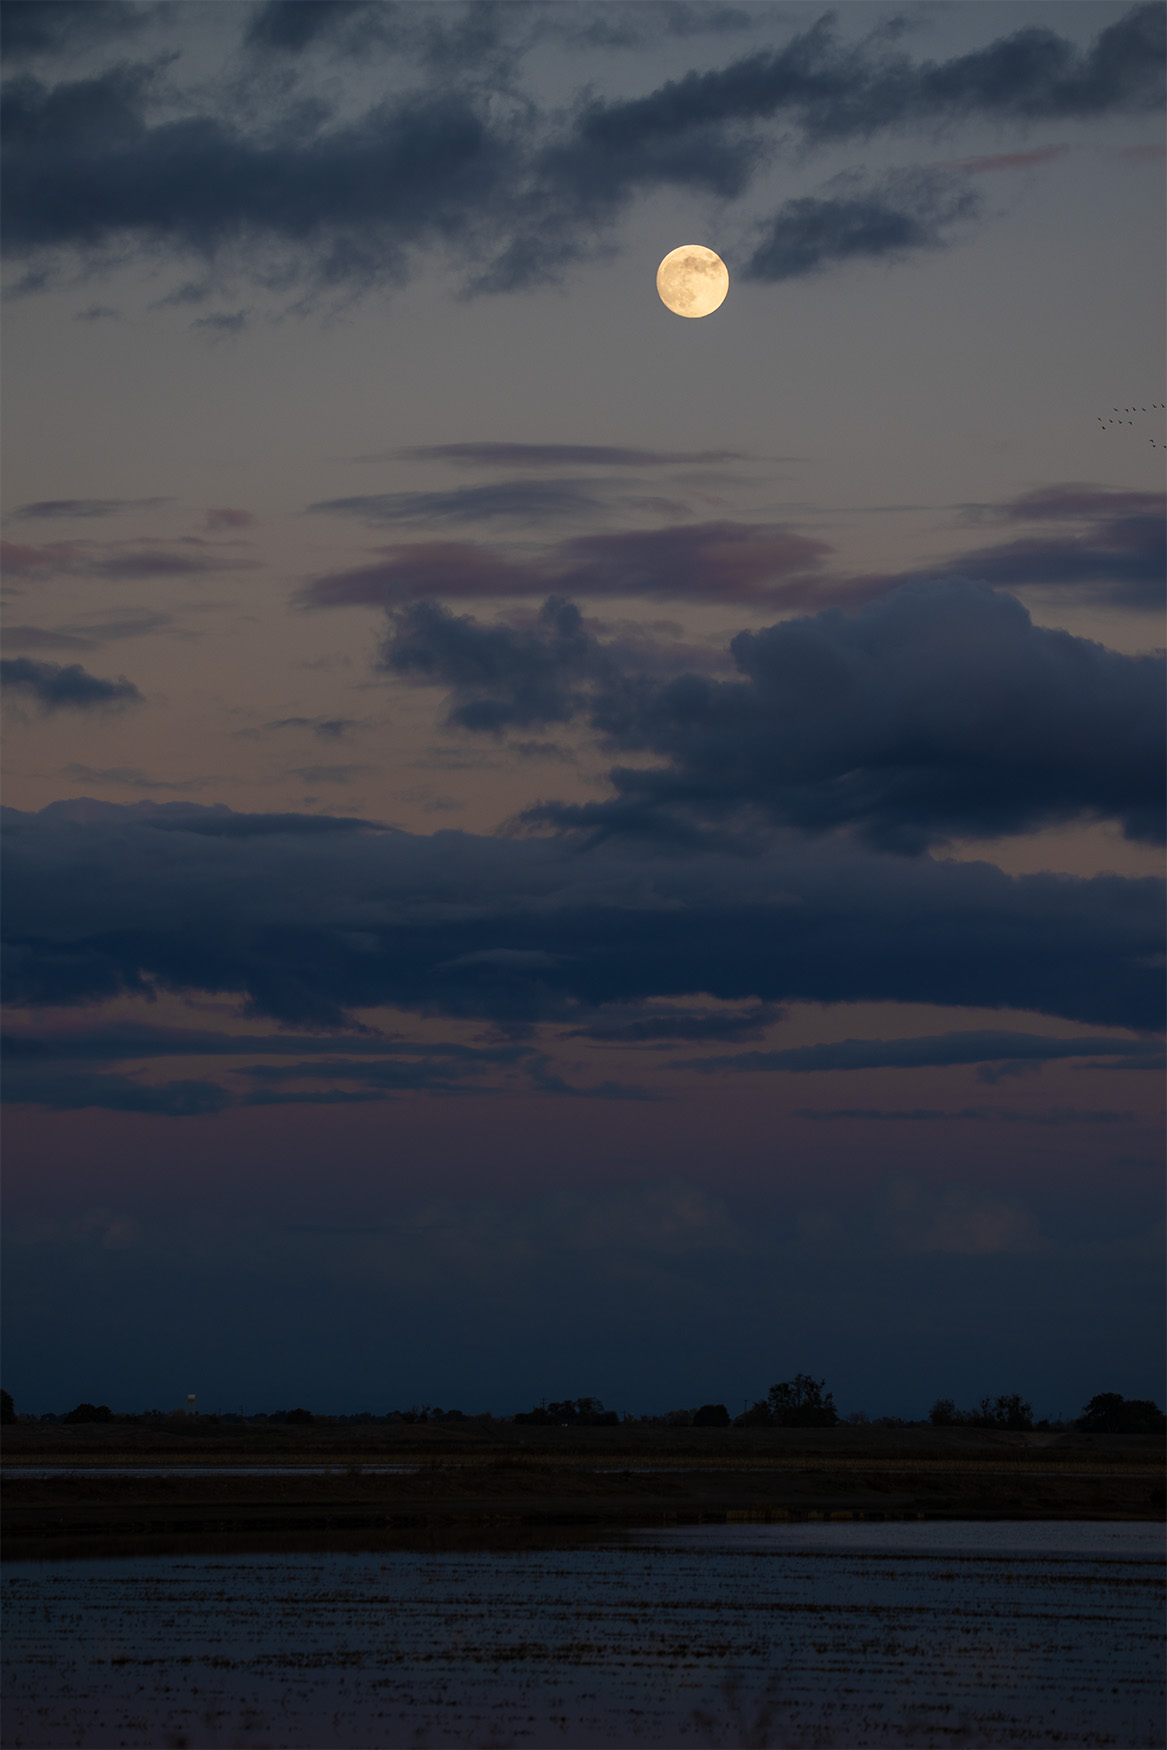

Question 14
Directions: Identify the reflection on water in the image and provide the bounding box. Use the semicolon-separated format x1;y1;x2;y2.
3;1522;1163;1748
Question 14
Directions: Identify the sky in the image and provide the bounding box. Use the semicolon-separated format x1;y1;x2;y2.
1;0;1164;1421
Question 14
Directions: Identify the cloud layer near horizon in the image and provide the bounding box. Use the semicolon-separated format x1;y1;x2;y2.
3;796;1160;1031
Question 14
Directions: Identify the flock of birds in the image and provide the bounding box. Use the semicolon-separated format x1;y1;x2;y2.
1097;403;1165;447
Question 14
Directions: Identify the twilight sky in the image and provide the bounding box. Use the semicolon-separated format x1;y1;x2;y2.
2;0;1164;1420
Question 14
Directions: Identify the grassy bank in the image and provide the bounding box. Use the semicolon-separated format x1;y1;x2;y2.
4;1425;1162;1557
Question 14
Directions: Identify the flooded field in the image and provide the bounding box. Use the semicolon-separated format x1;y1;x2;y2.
3;1521;1163;1749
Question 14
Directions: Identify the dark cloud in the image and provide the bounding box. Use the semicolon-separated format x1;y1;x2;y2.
3;8;1159;299
2;799;1161;1031
395;443;749;470
244;1;370;55
190;310;249;336
0;1064;230;1115
876;486;1167;612
579;7;1164;152
796;1105;1137;1124
0;1;152;62
0;1021;527;1063
309;480;611;528
0;537;255;583
243;2;752;63
265;716;359;741
7;496;171;520
526;1053;655;1100
797;486;1167;614
289;763;372;785
1;62;523;291
0;656;142;710
567;1003;781;1045
3;625;98;653
678;1029;1162;1076
2;611;172;653
380;581;1165;851
60;765;211;793
383;597;604;733
0;1016;537;1112
744;169;981;282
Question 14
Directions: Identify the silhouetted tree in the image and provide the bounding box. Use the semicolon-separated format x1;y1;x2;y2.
0;1390;15;1425
62;1402;112;1424
929;1398;959;1426
1076;1393;1166;1434
513;1397;618;1426
693;1403;730;1427
768;1375;838;1427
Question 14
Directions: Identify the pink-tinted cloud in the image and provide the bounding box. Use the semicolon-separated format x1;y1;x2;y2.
977;484;1164;523
1;537;258;584
943;146;1068;174
1;539;80;576
301;521;832;610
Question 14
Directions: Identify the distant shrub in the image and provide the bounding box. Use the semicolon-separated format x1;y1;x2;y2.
513;1397;618;1426
693;1403;731;1427
1076;1393;1166;1434
62;1402;113;1424
929;1394;1033;1431
735;1400;774;1427
271;1407;314;1425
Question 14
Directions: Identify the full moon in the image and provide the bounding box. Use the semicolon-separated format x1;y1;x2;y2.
656;245;729;318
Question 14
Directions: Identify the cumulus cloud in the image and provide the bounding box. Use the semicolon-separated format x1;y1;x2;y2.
379;580;1165;852
2;8;1160;300
383;596;605;733
1;655;142;710
2;798;1161;1030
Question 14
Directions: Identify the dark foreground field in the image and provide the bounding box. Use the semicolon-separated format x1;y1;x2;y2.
4;1421;1162;1558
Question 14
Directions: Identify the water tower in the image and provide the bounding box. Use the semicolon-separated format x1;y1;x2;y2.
186;1393;197;1417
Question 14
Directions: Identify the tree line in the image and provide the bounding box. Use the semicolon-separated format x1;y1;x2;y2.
3;1379;1163;1434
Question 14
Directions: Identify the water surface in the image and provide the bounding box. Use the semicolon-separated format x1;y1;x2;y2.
3;1521;1163;1748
